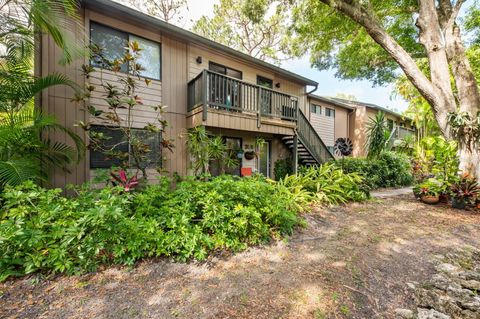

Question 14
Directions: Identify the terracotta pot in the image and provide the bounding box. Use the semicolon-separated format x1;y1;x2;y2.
421;195;440;205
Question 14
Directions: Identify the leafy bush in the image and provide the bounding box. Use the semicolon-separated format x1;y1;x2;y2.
0;176;303;281
273;157;293;181
278;163;369;205
413;178;443;197
335;151;413;189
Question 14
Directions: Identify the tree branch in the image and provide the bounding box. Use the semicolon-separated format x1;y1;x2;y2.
319;0;438;107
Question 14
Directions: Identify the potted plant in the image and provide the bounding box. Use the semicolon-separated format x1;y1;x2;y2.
414;178;442;204
450;174;480;209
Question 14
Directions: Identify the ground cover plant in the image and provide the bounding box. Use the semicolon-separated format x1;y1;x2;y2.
0;164;368;281
278;163;370;205
0;176;301;281
334;151;413;190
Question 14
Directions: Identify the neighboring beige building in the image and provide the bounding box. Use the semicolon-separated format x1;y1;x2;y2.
309;97;414;157
307;95;355;157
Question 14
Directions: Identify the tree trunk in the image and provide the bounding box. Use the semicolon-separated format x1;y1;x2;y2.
320;0;480;180
458;144;480;179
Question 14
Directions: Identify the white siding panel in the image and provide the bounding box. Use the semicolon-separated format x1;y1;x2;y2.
310;113;335;147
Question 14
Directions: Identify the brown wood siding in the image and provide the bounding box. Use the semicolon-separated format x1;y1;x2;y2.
187;107;296;136
39;8;88;188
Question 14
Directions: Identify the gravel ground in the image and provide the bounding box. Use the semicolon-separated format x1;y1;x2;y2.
1;194;479;319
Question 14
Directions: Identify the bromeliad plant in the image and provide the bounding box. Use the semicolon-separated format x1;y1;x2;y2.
450;174;480;207
110;170;139;192
74;42;174;183
413;178;443;198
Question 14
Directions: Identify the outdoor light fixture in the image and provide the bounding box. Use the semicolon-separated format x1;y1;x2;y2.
196;56;202;64
275;82;281;88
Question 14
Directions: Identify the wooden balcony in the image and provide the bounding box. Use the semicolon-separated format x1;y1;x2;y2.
187;70;298;135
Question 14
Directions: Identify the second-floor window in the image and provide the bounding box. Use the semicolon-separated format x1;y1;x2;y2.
310;104;321;115
209;62;242;79
325;108;335;118
90;22;161;80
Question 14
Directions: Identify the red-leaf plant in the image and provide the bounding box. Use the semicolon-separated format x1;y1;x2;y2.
110;170;139;192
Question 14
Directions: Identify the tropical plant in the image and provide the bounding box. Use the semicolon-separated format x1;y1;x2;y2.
0;18;83;188
417;136;459;183
185;126;238;178
0;110;83;187
280;164;369;206
110;169;139;192
413;178;443;197
0;0;82;65
365;111;391;158
74;42;173;182
0;176;304;281
273;157;293;181
450;174;480;205
335;151;413;189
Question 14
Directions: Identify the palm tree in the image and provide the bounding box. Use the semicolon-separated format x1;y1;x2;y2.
0;110;83;186
0;0;84;187
1;0;82;64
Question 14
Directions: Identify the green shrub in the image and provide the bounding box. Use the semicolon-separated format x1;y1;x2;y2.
274;157;293;181
335;151;413;189
279;163;369;205
0;176;303;281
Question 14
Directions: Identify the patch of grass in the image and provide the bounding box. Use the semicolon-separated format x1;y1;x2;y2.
314;308;326;319
339;304;350;316
239;291;249;306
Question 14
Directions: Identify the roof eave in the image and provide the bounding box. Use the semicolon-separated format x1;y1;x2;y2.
82;0;318;87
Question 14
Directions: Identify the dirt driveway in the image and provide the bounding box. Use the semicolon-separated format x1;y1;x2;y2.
1;194;479;319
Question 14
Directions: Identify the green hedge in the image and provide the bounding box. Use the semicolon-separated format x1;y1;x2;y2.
334;151;413;189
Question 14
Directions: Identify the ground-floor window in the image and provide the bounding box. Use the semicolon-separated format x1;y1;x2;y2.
89;125;162;169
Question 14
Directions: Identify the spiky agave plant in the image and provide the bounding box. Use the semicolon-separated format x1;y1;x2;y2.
365;111;389;158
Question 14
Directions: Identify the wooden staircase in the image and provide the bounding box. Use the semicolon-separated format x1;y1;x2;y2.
282;109;334;166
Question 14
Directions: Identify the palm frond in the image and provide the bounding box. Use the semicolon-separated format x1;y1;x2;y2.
0;158;45;187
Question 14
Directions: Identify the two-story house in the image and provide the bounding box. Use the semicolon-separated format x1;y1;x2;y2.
38;0;334;188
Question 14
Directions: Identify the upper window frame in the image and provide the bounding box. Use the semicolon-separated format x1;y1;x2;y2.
325;107;335;118
209;61;243;80
310;104;321;115
89;21;162;81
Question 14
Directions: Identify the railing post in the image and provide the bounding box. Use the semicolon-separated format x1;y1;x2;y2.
202;70;208;122
293;132;298;174
257;86;262;128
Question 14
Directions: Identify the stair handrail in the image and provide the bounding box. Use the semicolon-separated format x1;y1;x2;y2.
296;109;335;163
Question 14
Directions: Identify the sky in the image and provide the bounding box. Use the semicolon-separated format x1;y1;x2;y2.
119;0;414;111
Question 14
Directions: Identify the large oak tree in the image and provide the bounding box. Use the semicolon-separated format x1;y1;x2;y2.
269;0;480;178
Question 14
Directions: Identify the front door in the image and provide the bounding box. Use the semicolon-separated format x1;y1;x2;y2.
258;140;271;178
257;76;273;115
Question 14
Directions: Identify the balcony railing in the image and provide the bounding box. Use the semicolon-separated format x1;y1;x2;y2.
188;70;298;122
397;126;415;139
